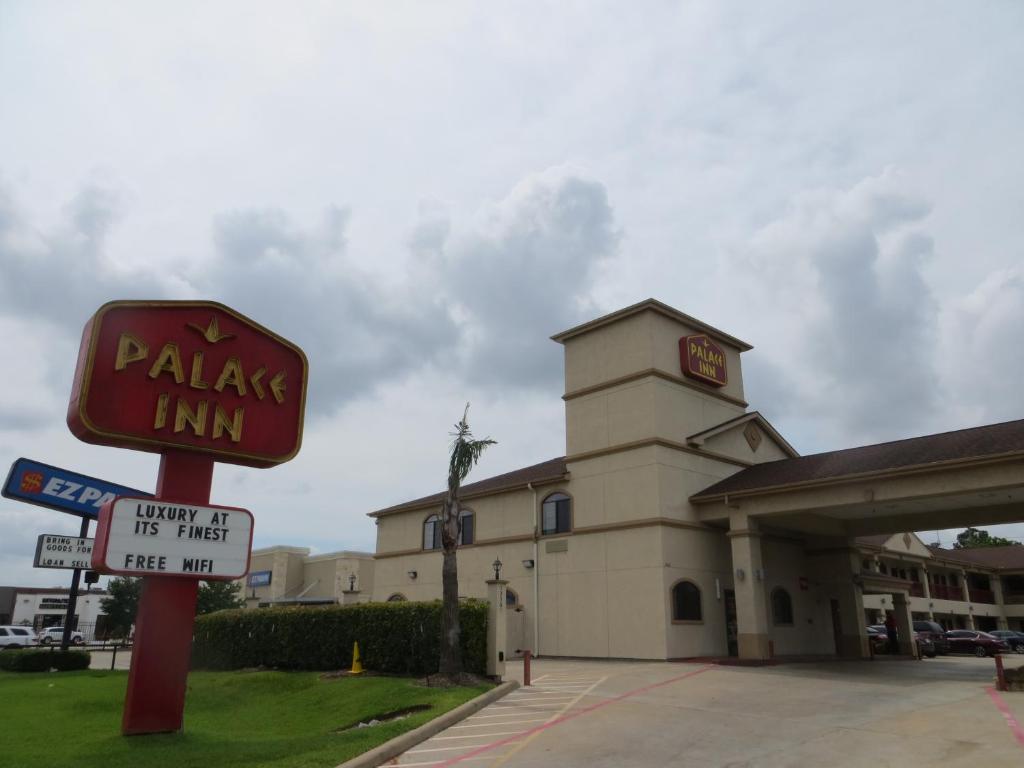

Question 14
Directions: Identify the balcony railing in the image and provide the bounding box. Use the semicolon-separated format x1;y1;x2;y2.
930;584;963;601
968;588;996;604
909;583;925;597
1005;592;1024;605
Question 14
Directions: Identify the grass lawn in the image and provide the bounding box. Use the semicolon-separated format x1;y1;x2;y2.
0;669;490;768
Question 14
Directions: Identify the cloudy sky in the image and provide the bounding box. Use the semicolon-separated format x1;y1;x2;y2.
2;2;1023;587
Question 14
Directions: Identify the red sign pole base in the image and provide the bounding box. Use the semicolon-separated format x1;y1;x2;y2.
121;451;213;736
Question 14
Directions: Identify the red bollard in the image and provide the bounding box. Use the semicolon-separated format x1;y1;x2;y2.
995;654;1007;692
523;649;532;687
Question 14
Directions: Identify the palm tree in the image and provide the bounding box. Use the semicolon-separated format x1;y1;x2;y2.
439;404;496;679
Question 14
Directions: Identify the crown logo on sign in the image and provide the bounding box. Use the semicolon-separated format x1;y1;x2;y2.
187;316;235;344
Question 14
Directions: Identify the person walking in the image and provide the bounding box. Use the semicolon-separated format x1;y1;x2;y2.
885;613;898;654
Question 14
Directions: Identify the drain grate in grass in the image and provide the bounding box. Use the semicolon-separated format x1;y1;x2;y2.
335;704;433;732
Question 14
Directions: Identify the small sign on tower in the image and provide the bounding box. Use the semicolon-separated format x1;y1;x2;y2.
680;333;728;387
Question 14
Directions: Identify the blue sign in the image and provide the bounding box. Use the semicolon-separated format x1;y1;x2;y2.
2;457;151;520
247;570;272;587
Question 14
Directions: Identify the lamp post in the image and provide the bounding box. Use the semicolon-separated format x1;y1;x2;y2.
492;558;503;581
348;574;356;592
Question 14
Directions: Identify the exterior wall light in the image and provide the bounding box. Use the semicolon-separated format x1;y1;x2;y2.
735;568;746;581
407;570;417;580
522;559;535;569
348;574;357;591
492;558;503;580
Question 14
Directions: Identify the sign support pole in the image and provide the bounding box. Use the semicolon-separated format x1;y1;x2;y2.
121;451;213;736
59;516;91;651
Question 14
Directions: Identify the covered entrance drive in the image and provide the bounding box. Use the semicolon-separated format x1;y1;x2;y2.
692;419;1024;660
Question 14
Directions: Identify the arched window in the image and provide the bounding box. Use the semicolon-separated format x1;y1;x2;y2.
771;588;793;625
671;580;702;622
423;510;474;550
387;593;407;602
423;514;441;550
458;509;474;546
541;493;572;535
506;588;519;609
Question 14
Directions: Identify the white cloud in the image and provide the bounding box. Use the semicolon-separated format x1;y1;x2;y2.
721;170;940;449
937;267;1024;428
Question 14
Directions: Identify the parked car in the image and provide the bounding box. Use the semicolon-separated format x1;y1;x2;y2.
38;627;85;646
0;625;38;649
988;630;1024;653
866;626;888;653
944;630;1010;657
915;632;937;658
913;620;950;654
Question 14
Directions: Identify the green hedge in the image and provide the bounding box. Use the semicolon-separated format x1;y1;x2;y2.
0;649;91;672
192;600;488;676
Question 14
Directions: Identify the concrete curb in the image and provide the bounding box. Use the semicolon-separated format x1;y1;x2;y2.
334;679;520;768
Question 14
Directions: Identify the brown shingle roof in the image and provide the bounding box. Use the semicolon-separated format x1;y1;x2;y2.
692;418;1024;501
855;538;1024;571
928;545;1024;570
368;457;568;517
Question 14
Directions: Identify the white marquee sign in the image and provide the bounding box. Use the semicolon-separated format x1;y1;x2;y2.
93;497;253;580
34;534;94;570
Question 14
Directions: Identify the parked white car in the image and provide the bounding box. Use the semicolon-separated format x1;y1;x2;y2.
0;626;38;648
38;627;85;645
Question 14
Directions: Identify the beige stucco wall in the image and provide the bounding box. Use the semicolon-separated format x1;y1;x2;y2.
701;424;792;464
760;538;836;656
561;308;747;405
662;526;731;658
241;547;374;606
565;374;750;458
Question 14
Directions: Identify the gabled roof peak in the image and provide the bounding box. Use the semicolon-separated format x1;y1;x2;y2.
551;298;752;351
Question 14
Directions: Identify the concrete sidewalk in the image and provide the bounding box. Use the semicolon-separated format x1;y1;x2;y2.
385;656;1024;767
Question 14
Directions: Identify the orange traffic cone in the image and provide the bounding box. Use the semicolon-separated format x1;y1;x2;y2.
350;641;363;675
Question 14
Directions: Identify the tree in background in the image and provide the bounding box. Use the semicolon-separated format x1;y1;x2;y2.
100;576;141;637
953;527;1020;549
439;404;495;680
197;580;245;614
101;577;242;637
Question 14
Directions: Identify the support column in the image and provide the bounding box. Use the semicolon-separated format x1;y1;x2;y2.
891;593;915;656
340;588;361;606
921;568;934;619
807;540;869;659
960;570;976;629
728;515;770;660
122;451;211;735
486;579;508;678
835;565;869;658
992;576;1009;630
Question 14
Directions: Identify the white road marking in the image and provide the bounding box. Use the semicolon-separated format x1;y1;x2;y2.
408;743;521;754
433;731;527;740
451;719;549;729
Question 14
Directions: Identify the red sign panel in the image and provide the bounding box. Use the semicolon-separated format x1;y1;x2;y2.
68;301;308;468
680;334;727;387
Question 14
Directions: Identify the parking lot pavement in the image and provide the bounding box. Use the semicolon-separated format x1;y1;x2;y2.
385;666;613;767
387;656;1024;767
